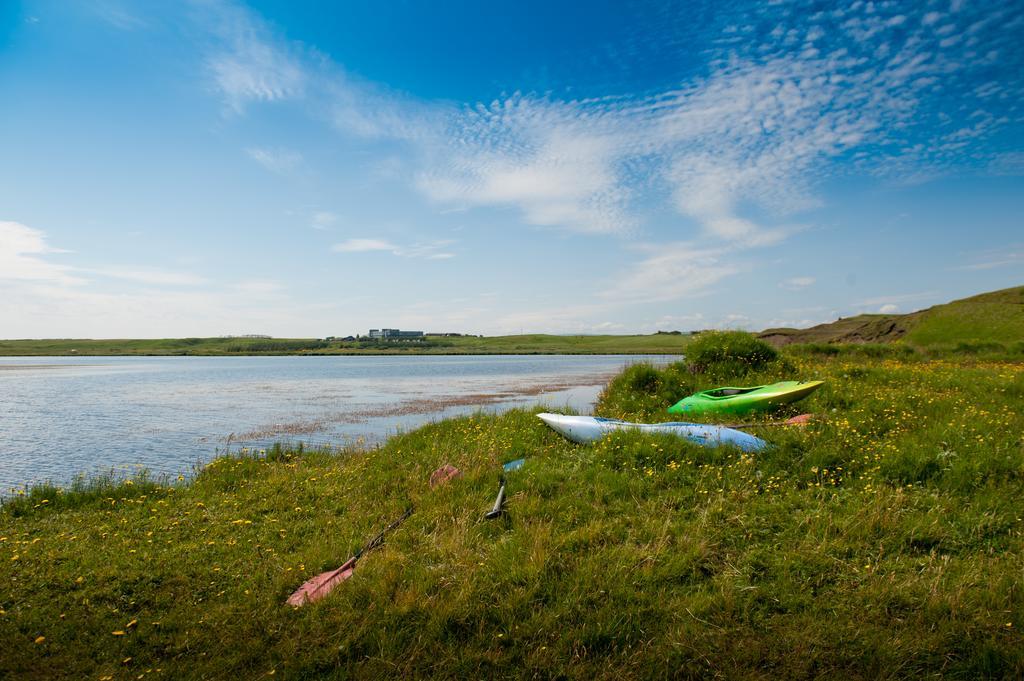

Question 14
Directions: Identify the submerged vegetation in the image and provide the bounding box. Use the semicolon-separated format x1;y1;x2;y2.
1;344;1023;678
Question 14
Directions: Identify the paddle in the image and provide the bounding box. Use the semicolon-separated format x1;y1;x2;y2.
484;458;525;520
286;462;461;606
286;506;413;606
727;413;813;429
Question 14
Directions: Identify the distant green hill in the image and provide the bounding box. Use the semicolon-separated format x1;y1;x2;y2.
759;285;1024;348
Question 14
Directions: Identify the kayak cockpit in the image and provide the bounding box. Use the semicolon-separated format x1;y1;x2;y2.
704;386;762;398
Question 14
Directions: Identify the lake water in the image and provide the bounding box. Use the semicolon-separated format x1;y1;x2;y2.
0;355;677;492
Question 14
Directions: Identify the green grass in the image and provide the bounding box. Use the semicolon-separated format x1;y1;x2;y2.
0;333;690;356
904;287;1024;347
1;352;1022;678
0;337;332;356
759;285;1024;351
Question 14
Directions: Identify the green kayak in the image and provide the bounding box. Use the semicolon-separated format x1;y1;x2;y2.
668;380;824;416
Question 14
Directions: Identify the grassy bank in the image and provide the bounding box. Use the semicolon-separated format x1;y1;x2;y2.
1;350;1022;678
0;333;690;357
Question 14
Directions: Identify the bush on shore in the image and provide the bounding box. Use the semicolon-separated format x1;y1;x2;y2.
596;361;694;420
685;330;779;377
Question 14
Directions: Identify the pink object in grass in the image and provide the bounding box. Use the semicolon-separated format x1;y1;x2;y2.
286;557;357;606
430;464;461;488
786;413;813;425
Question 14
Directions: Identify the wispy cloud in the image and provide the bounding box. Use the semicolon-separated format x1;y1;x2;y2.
184;0;1024;318
85;267;209;286
195;1;1023;247
780;276;816;290
0;221;326;338
332;238;456;259
855;291;938;309
229;279;284;295
201;2;306;113
91;2;148;30
0;221;83;286
245;147;302;173
600;243;736;304
310;211;337;230
417;98;634;234
952;249;1023;271
332;238;395;253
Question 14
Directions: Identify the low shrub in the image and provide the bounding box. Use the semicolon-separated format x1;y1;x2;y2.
223;339;330;353
953;340;1006;355
597;362;694;420
686;331;778;377
800;343;842;356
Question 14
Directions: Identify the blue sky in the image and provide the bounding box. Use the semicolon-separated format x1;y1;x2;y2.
1;0;1022;338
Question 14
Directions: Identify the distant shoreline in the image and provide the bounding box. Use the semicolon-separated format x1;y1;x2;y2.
0;333;692;357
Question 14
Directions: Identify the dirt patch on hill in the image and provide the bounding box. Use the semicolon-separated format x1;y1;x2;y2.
758;314;913;347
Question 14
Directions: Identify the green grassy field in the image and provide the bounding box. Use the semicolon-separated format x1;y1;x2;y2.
2;347;1021;679
0;333;691;356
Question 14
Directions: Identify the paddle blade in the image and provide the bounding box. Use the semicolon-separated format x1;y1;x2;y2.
286;557;357;607
502;458;525;473
786;413;813;426
430;463;462;488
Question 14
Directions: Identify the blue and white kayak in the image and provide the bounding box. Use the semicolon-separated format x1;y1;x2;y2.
537;413;768;452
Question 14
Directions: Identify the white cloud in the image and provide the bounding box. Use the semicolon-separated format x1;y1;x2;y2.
193;1;1023;246
417;100;634;234
721;313;751;327
601;243;736;304
203;3;306;113
0;221;83;286
2;281;329;339
246;147;302;173
93;3;148;30
331;238;456;259
85;267;209;286
230;279;284;295
332;238;395;253
310;211;337;230
780;276;816;290
952;249;1023;271
878;304;900;313
649;313;705;331
988;152;1024;176
0;222;337;338
855;291;938;308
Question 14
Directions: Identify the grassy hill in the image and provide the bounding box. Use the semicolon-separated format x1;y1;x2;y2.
759;285;1024;349
2;350;1022;678
0;333;691;356
902;286;1024;347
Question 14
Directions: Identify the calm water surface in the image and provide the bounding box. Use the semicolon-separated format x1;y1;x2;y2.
0;355;677;491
